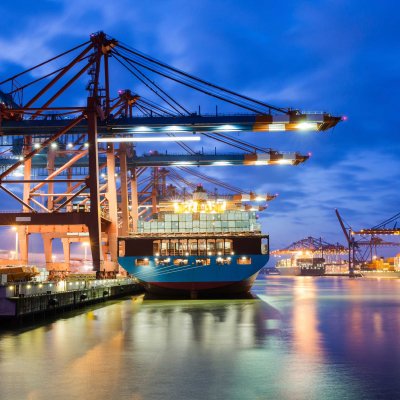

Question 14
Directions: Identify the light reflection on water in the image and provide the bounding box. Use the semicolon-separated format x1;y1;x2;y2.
0;277;399;400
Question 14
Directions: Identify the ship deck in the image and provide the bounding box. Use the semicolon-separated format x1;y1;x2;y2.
120;232;269;239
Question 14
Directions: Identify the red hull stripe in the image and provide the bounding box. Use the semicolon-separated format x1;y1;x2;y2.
148;281;235;290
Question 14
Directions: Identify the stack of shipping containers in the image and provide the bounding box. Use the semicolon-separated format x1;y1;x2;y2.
138;211;261;233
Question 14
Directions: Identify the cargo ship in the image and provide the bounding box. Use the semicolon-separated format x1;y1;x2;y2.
118;186;269;297
275;257;326;276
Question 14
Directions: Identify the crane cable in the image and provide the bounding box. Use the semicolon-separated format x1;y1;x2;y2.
116;41;288;114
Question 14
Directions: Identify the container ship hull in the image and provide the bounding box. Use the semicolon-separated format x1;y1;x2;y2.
118;238;269;298
136;272;260;298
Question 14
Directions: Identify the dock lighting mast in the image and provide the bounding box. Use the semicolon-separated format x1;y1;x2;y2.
0;32;342;278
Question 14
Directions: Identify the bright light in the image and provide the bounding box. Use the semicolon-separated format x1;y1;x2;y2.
97;136;201;143
50;142;58;149
276;159;293;165
268;124;286;131
133;126;151;132
84;142;89;148
217;124;239;132
11;226;17;232
212;161;231;166
67;143;74;148
18;156;24;161
26;285;31;289
34;143;41;149
296;122;318;131
173;161;194;165
255;196;264;202
165;125;185;132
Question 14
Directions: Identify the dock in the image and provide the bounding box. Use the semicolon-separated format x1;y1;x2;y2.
0;279;143;322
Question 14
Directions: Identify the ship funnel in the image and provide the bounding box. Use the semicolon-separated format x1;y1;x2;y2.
192;185;208;201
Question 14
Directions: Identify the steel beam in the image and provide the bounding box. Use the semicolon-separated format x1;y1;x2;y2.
0;113;342;136
86;97;104;274
130;168;139;232
105;143;118;266
119;143;129;235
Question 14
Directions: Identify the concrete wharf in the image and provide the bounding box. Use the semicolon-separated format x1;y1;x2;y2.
0;278;143;322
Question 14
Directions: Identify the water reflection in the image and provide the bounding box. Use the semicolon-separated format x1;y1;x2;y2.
292;278;324;359
0;278;399;399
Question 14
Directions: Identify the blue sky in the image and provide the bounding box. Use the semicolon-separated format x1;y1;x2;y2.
0;0;399;252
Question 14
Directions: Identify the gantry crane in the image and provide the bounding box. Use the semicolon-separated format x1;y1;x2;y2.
335;209;400;274
271;236;347;266
0;32;342;278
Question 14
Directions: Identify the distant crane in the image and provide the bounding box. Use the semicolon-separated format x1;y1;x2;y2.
335;209;400;275
272;236;347;265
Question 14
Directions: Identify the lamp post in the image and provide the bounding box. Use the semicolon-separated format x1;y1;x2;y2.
11;227;18;261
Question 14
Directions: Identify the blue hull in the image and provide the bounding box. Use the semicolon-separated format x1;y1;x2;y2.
118;255;269;296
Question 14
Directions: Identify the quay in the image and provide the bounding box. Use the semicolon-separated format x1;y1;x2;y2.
0;278;143;322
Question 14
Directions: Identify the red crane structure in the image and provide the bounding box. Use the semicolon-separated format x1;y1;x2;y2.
0;32;342;278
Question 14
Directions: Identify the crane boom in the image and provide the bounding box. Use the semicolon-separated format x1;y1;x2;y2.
335;209;350;243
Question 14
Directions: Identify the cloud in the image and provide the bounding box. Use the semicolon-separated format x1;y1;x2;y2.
257;149;400;248
0;0;398;255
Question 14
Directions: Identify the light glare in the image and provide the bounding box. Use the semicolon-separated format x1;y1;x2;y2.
98;136;201;143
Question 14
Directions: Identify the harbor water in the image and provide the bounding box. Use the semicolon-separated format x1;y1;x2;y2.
0;276;399;400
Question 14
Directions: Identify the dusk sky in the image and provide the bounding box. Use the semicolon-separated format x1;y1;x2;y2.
0;0;399;253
